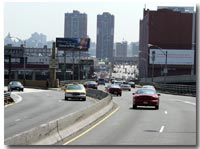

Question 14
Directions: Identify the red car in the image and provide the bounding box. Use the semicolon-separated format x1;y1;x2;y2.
132;88;160;109
83;81;98;89
106;84;122;96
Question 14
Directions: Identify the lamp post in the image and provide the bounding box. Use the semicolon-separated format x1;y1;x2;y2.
7;35;26;81
151;50;155;82
148;44;168;83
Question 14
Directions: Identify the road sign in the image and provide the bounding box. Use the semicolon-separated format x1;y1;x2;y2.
49;59;58;68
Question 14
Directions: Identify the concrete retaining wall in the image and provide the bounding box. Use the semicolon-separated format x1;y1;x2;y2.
4;89;113;145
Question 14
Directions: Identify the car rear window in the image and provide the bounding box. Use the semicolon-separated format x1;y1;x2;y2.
88;81;97;84
67;85;84;90
98;79;105;81
136;89;155;95
11;82;22;85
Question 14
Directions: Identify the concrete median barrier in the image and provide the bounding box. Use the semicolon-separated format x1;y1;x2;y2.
86;88;108;100
4;89;113;145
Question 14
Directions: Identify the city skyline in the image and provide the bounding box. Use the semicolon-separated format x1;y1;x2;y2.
3;1;196;43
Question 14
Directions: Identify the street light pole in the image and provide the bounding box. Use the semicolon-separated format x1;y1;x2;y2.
151;51;155;82
164;51;168;83
148;44;168;84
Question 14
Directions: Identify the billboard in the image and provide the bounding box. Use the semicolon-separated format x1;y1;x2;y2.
149;49;194;65
56;38;90;51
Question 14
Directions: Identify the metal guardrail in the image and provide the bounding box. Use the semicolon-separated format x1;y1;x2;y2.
140;75;196;84
154;84;196;96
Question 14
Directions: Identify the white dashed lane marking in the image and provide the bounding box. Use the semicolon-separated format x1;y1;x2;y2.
159;126;165;133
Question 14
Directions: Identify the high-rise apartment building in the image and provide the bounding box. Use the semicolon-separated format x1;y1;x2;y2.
115;41;128;57
64;10;88;57
130;42;139;57
96;12;114;60
64;10;87;38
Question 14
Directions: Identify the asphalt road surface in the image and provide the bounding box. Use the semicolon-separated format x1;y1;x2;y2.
4;88;96;139
67;86;196;145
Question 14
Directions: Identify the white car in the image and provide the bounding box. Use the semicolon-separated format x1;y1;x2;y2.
120;84;131;91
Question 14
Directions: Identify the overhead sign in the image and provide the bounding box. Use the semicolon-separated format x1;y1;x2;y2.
56;37;90;51
149;49;194;65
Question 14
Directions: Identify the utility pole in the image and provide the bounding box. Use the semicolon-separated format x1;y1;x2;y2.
64;50;66;80
49;42;59;88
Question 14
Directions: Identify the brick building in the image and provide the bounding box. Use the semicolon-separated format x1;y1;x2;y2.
139;7;196;79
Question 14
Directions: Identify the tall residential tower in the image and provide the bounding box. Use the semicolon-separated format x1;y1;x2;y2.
96;12;114;60
64;10;87;38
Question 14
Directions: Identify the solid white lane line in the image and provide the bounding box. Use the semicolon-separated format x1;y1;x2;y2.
183;101;196;106
176;99;196;106
159;126;165;133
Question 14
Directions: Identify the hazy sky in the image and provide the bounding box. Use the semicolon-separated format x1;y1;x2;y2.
3;0;197;43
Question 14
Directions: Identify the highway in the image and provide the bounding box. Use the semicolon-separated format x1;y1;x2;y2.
4;86;196;145
4;88;96;139
66;86;196;145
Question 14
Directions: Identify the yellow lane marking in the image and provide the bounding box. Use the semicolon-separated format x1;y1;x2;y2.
63;103;120;145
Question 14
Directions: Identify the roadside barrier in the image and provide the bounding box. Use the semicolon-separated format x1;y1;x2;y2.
154;84;196;96
4;91;14;105
4;89;114;145
140;82;196;96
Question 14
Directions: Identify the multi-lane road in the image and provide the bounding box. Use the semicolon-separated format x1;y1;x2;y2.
65;86;196;145
4;86;196;145
4;88;96;139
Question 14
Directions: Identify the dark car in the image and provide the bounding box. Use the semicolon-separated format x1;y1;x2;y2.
106;84;122;96
132;88;160;109
97;78;105;85
128;81;135;88
8;81;24;92
84;81;98;89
